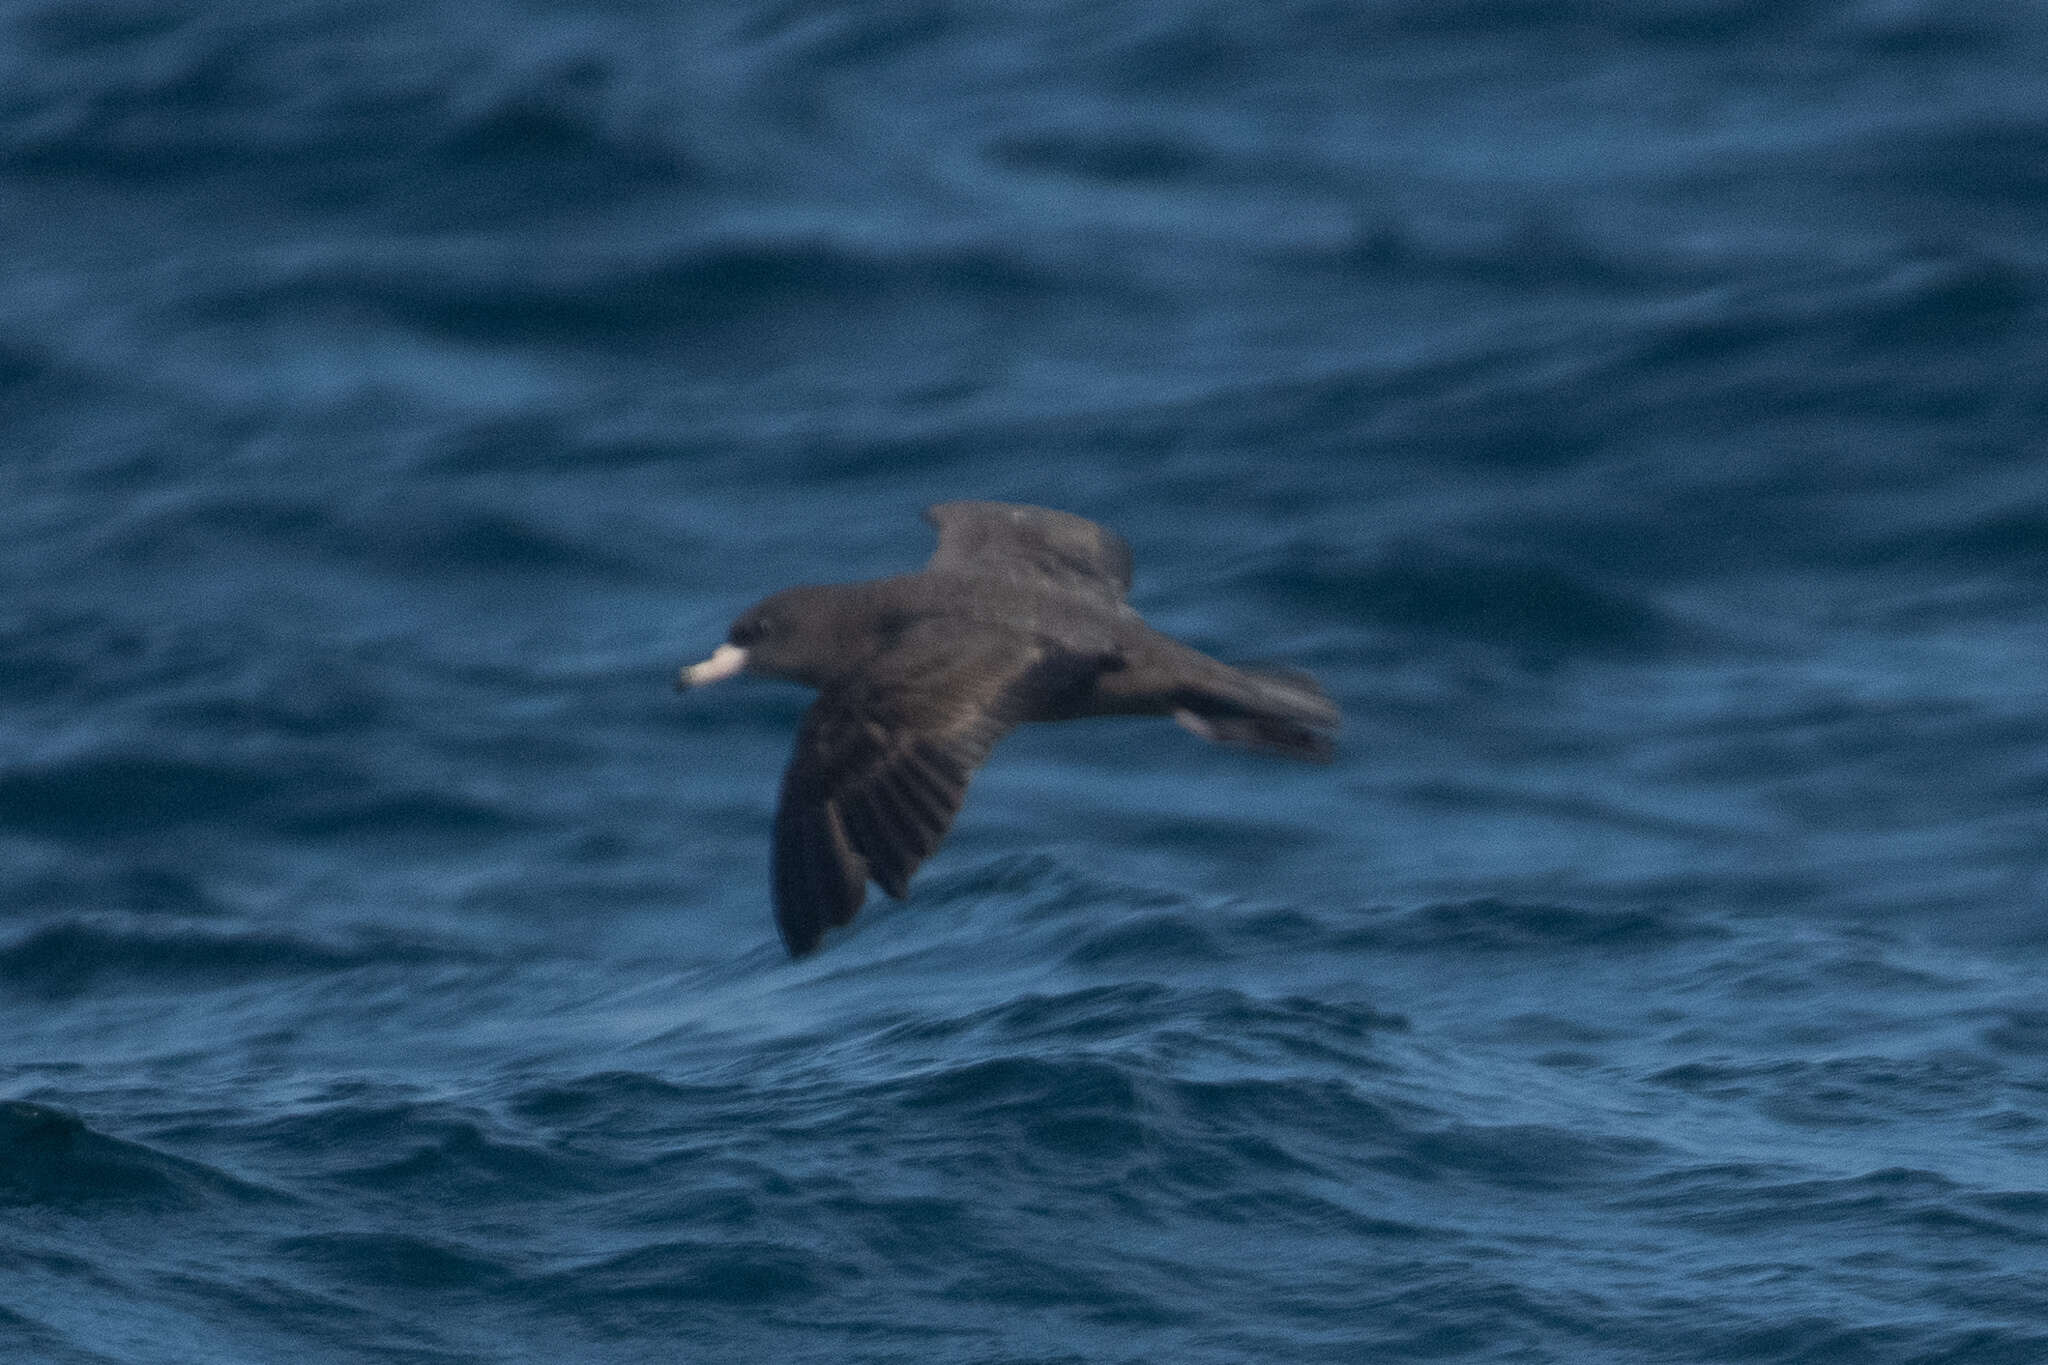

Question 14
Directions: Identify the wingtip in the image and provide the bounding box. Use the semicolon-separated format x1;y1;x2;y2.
1174;708;1339;763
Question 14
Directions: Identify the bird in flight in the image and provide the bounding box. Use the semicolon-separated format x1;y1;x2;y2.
679;501;1340;957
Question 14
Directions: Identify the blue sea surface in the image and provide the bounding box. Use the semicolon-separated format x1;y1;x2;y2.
4;1;2047;1361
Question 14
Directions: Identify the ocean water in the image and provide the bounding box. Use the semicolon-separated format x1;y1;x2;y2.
3;1;2047;1361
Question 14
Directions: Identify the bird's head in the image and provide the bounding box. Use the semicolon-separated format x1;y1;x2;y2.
677;585;855;691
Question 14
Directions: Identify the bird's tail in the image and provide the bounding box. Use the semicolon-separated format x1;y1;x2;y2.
1173;665;1340;762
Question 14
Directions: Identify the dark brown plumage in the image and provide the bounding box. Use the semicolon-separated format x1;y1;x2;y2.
678;501;1340;957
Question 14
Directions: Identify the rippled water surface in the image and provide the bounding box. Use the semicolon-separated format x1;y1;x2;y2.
4;2;2047;1362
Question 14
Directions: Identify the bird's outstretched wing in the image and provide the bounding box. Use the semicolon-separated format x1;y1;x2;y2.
771;632;1046;957
923;501;1133;605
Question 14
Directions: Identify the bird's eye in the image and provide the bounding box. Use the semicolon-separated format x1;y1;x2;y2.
731;616;767;647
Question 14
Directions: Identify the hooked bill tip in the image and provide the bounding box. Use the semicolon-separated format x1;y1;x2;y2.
678;642;748;690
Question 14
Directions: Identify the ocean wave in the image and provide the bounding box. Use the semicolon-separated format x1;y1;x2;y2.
0;744;533;844
1384;0;2011;50
1394;1120;1665;1191
1060;910;1230;967
1845;113;2048;206
250;1097;592;1204
408;413;689;475
1845;253;2039;347
1979;1008;2048;1054
0;1100;276;1209
1069;0;1931;92
516;990;1417;1209
429;49;701;189
0;334;48;389
0;752;287;836
0;1305;77;1364
191;232;1080;345
870;982;1407;1059
0;920;459;999
0;609;252;709
99;488;651;583
1344;206;1692;292
1244;545;1685;657
271;1231;517;1295
1335;898;1724;953
988;126;1222;186
1862;499;2048;576
504;1069;739;1131
3;861;225;920
843;1050;1411;1205
1619;1163;2037;1243
1322;0;1817;43
921;852;1191;927
866;857;1355;971
1648;1053;2012;1128
1610;254;2043;413
0;4;697;208
530;1238;845;1308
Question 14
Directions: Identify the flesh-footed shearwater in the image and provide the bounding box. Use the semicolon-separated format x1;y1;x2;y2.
678;501;1340;957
